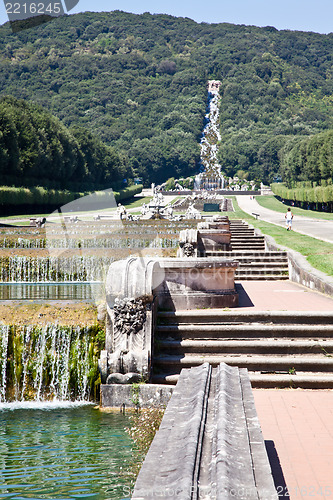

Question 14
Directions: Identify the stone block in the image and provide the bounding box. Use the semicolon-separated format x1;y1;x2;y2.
100;383;173;409
155;258;238;310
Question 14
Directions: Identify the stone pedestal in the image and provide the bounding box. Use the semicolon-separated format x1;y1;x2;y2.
197;229;232;253
99;256;238;389
154;258;238;310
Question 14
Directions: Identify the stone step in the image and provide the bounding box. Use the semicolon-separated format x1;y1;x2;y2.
154;354;333;372
230;231;255;235
231;236;264;240
232;244;266;248
207;256;289;265
236;264;288;271
231;241;265;246
208;251;288;258
156;324;333;338
232;249;267;254
236;268;289;275
157;339;333;355
152;372;333;389
235;273;289;280
157;310;333;325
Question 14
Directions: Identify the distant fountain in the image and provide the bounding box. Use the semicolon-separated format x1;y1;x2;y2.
195;80;225;191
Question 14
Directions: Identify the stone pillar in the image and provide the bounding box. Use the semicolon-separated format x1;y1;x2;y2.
99;257;163;384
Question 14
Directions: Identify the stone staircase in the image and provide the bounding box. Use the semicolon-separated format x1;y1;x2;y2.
203;219;289;280
215;251;289;280
152;310;333;388
229;219;265;251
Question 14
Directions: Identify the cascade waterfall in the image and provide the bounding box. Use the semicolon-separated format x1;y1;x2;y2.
0;324;98;403
195;80;225;190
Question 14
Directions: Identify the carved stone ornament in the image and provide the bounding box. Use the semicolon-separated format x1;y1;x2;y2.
113;297;146;336
183;242;195;257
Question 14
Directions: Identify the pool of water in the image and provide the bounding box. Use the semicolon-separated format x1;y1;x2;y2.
0;403;134;499
0;283;104;301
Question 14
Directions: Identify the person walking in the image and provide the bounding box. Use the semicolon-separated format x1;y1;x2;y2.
285;207;294;231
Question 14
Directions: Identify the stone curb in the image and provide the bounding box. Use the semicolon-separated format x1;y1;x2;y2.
132;363;277;500
253;226;333;298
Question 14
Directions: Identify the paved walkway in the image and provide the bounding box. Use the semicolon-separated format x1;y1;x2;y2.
236;196;333;244
254;389;333;500
238;279;333;500
237;280;333;311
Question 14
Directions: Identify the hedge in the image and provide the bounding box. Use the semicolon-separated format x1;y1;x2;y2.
0;184;143;208
271;182;333;211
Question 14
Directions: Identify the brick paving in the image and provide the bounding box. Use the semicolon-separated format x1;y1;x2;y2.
237;279;333;311
242;280;333;499
254;389;333;500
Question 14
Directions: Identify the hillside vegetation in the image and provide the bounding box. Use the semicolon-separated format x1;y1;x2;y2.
0;96;130;191
0;11;333;185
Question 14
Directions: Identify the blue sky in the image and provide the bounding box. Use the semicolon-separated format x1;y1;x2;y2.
1;0;332;33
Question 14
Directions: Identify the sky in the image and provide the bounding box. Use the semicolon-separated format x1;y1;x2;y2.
0;0;332;33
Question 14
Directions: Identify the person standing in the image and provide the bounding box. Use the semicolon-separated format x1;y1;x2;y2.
285;207;294;231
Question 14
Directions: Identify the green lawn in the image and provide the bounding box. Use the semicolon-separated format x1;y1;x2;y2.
227;197;333;277
123;196;152;209
256;195;333;221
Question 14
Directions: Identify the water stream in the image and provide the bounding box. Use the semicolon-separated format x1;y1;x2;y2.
195;80;224;190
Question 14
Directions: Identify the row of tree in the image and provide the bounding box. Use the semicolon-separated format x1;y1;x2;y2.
271;181;333;211
279;130;333;185
0;96;131;190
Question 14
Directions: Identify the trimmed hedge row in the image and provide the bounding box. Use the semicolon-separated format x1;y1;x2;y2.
271;182;333;212
271;183;333;204
0;184;143;208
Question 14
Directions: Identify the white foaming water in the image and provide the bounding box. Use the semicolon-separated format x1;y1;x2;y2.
0;324;95;402
0;400;94;411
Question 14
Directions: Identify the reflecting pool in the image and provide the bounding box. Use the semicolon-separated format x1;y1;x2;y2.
0;403;134;499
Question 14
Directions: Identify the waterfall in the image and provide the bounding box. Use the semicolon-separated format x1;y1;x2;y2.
0;255;111;282
0;326;9;402
195;80;225;190
0;324;98;402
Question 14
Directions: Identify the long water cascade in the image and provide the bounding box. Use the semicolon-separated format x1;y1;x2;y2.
0;217;196;402
195;80;225;190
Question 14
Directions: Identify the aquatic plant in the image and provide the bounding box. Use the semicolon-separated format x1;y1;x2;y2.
0;324;104;402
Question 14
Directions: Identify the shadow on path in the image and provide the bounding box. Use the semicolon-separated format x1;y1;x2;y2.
235;283;254;307
265;440;289;499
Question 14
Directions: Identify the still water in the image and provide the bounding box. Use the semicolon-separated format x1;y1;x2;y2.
0;403;134;500
0;283;103;301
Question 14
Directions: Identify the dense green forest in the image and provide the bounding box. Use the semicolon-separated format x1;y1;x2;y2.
0;11;333;185
279;130;333;185
0;96;130;190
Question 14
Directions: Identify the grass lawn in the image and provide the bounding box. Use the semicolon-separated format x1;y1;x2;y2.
227;197;333;277
256;195;333;221
123;196;152;209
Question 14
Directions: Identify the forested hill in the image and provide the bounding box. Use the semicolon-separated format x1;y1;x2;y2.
0;11;333;185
